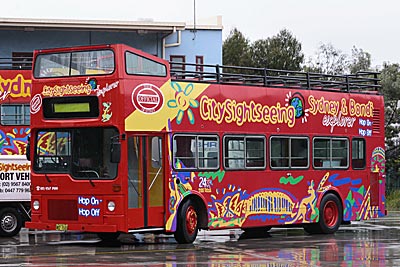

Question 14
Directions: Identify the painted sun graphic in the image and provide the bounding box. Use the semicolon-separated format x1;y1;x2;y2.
167;82;199;124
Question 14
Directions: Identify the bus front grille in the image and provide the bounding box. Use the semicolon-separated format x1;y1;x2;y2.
48;199;78;221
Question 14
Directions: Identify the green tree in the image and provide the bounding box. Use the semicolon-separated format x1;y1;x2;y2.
381;63;400;101
250;29;304;71
305;43;348;75
222;28;251;67
380;63;400;190
349;46;371;74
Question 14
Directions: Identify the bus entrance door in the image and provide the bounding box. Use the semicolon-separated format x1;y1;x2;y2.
127;135;164;229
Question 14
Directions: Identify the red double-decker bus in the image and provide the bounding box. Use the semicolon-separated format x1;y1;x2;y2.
26;44;386;243
0;66;31;237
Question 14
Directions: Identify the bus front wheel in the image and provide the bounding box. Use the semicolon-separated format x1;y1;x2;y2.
174;199;198;244
304;193;342;235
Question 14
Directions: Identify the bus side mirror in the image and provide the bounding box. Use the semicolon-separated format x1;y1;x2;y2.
111;141;121;163
26;137;31;161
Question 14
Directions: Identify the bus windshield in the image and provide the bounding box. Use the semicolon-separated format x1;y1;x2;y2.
33;49;114;78
33;127;118;179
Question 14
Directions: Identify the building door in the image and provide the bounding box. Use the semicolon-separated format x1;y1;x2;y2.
127;135;164;229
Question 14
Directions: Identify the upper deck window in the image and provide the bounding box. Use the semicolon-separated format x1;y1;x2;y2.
126;51;166;77
1;104;30;125
33;49;114;78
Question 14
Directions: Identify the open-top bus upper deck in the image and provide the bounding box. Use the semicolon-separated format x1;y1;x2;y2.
30;44;382;134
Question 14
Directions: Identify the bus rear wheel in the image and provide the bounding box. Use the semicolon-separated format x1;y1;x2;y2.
174;199;198;244
0;207;22;237
304;193;342;234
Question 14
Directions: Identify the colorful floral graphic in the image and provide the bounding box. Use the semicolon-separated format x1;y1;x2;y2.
167;82;199;124
101;102;112;122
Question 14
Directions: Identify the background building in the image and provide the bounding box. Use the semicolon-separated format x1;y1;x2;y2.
0;16;223;69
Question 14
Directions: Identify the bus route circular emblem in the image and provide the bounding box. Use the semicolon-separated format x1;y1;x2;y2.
30;94;42;114
131;83;164;114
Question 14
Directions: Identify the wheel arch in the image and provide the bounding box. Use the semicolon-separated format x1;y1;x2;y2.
179;193;208;230
0;202;30;221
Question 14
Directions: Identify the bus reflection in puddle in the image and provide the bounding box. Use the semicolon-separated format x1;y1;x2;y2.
19;230;387;266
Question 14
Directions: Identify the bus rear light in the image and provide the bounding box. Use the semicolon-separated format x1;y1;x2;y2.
112;184;121;192
107;201;116;212
33;200;40;210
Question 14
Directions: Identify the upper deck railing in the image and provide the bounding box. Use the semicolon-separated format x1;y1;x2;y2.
0;54;380;94
0;57;33;70
169;62;381;94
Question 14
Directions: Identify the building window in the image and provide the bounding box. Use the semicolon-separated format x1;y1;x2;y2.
170;55;185;77
1;104;30;125
12;52;33;69
352;138;366;169
270;136;309;169
224;135;265;170
195;56;204;72
313;137;349;168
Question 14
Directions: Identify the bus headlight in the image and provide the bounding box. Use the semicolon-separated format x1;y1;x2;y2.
33;200;40;210
107;201;116;212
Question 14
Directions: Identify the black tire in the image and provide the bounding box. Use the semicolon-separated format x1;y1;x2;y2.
97;232;120;242
174;199;198;244
304;193;342;234
0;207;23;237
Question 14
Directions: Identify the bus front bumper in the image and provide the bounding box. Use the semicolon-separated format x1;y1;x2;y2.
25;221;118;233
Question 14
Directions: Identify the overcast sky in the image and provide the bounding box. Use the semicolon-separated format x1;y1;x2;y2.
4;0;399;68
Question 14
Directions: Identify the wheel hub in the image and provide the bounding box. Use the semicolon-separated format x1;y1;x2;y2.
1;214;17;232
324;200;338;228
185;206;197;235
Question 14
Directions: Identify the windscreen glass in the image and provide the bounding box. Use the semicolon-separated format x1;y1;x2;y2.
34;127;119;180
34;49;114;78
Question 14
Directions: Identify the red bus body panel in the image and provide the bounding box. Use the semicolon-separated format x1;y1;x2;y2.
26;44;386;235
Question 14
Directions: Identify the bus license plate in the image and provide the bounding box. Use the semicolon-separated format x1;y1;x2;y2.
56;224;68;231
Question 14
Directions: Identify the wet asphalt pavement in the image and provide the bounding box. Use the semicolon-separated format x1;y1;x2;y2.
1;213;400;266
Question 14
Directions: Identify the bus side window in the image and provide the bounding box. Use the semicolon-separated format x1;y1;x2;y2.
206;152;218;168
352;138;366;169
174;136;195;168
